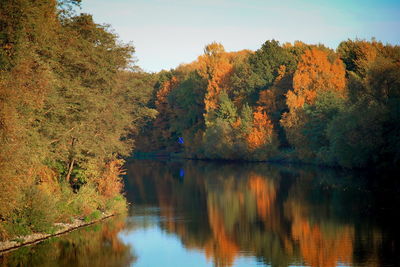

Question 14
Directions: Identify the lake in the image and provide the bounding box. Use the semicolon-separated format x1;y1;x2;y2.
1;159;399;267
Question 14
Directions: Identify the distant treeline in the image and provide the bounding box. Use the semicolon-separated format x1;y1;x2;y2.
0;0;156;239
137;40;400;169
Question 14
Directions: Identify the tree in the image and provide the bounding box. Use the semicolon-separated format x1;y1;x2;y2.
197;42;233;113
327;53;400;168
0;0;156;239
281;48;346;159
202;92;238;159
247;107;274;150
230;40;297;106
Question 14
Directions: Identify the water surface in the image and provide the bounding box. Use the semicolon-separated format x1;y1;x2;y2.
1;160;400;267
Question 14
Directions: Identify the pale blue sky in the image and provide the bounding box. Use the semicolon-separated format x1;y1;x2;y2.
80;0;400;72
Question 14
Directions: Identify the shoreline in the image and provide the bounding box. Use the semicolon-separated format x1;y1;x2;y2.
0;213;114;255
131;152;399;173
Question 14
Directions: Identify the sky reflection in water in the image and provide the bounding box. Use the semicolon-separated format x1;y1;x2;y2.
2;159;399;267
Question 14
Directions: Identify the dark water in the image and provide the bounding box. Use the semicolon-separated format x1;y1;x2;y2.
1;160;400;267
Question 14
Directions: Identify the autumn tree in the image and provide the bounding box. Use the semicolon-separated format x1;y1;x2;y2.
257;65;294;147
202;92;238;159
0;0;60;233
230;40;297;107
136;39;399;170
281;48;346;159
245;107;278;160
167;71;207;155
197;42;233;115
327;53;400;168
0;0;155;239
151;76;179;148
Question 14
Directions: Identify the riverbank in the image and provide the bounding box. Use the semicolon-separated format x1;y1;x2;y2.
133;150;334;167
132;150;399;173
0;213;114;255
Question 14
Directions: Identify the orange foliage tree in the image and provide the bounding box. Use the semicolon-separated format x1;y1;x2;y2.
153;76;179;146
96;159;125;198
257;65;288;114
197;43;234;114
281;48;346;159
257;65;294;147
288;48;346;109
246;106;275;151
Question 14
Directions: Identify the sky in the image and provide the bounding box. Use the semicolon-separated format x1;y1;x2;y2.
80;0;400;72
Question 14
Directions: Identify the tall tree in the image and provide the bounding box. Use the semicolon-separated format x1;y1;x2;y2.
281;48;346;159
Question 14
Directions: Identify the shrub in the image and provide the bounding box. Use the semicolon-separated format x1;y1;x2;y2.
96;160;125;198
105;194;128;215
84;210;102;222
3;185;58;236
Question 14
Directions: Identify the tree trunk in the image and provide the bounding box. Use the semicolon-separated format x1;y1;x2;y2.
66;137;76;183
66;158;75;183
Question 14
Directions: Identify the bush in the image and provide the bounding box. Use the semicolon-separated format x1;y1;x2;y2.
84;210;102;222
96;160;125;198
3;185;58;236
0;224;8;241
106;194;128;215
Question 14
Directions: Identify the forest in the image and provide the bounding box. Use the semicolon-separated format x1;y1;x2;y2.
1;0;399;243
0;0;156;240
137;39;400;170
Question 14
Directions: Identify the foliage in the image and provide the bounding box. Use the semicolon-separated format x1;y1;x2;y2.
281;47;347;160
136;39;399;171
0;0;153;239
1;0;399;243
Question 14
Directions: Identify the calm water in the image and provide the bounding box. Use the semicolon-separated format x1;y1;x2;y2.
1;159;400;267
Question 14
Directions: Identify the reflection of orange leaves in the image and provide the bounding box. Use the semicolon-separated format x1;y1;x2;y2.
154;176;189;239
155;180;176;232
102;219;127;252
292;217;354;267
285;200;354;267
248;175;276;220
205;205;239;267
247;107;274;149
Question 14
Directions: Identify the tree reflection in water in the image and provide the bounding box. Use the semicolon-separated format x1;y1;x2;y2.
0;216;135;267
125;160;397;267
2;160;397;267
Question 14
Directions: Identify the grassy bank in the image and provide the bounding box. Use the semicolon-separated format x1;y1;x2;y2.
0;181;127;242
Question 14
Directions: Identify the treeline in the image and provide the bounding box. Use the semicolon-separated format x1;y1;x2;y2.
0;0;155;239
138;40;400;169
